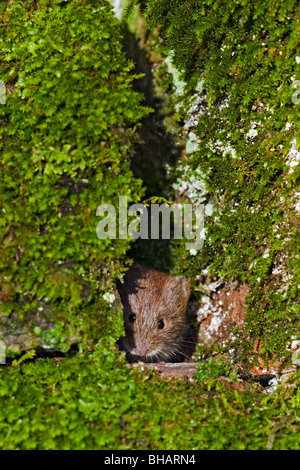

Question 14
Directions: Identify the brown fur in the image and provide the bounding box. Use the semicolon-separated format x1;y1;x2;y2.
117;264;190;362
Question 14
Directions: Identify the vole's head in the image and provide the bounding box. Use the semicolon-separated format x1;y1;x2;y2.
117;265;190;362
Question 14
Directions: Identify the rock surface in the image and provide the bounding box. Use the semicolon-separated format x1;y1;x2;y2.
196;280;249;347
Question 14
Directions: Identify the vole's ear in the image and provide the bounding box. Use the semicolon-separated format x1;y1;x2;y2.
176;276;191;304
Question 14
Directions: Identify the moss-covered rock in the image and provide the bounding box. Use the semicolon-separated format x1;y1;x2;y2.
0;341;300;450
0;0;150;352
1;0;300;452
134;0;300;372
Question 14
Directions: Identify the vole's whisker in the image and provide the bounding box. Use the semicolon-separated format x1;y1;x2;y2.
180;339;197;345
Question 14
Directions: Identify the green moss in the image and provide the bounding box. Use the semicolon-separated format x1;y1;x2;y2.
195;356;239;382
1;0;299;451
0;343;299;450
136;0;300;368
0;0;150;349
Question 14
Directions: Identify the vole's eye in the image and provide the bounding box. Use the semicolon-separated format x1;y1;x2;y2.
128;313;136;323
158;319;165;330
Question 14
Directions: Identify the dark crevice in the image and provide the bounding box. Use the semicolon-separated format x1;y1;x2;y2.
120;25;184;272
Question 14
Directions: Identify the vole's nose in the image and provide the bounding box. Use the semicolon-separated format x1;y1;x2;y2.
131;339;149;357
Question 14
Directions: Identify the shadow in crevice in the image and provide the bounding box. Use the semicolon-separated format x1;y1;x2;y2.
183;294;201;361
1;343;79;367
117;24;200;363
120;25;184;273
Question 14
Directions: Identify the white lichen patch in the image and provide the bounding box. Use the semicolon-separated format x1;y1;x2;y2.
294;191;300;214
185;131;199;154
292;349;300;366
184;85;207;130
172;164;208;204
196;278;231;342
164;52;186;96
102;292;116;304
109;0;128;20
207;139;237;160
286;138;300;174
265;376;280;394
271;252;293;290
196;295;212;323
205;305;228;338
245;121;260;141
